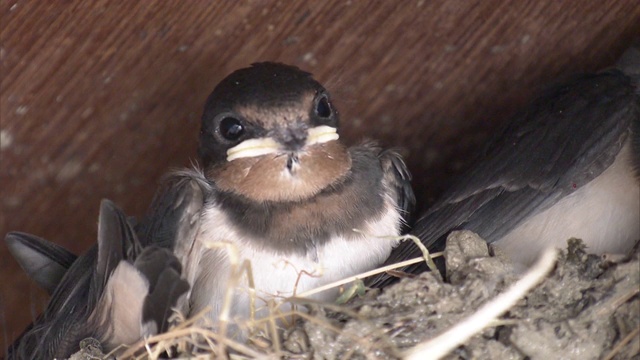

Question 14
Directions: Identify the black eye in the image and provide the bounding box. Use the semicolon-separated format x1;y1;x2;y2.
315;95;332;118
219;117;244;141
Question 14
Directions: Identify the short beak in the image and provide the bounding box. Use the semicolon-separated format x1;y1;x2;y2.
226;125;339;162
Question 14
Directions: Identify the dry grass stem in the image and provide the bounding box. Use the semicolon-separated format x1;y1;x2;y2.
403;247;558;360
602;325;640;360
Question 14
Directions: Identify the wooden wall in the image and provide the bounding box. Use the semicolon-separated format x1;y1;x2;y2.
1;0;638;347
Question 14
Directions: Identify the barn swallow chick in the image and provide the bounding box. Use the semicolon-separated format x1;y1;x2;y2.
5;200;189;359
139;62;414;333
370;46;640;286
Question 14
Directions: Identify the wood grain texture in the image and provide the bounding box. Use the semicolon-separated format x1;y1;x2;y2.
1;0;638;347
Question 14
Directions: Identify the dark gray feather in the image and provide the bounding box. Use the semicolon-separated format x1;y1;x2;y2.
136;170;209;251
137;247;190;333
379;149;416;224
7;200;134;358
5;232;77;294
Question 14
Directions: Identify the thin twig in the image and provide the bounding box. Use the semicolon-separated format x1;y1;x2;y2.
603;325;640;360
403;248;558;360
297;253;443;298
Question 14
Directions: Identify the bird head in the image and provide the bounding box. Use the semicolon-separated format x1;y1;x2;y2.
198;62;352;202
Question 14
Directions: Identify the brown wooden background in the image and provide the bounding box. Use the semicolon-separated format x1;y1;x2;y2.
1;0;638;348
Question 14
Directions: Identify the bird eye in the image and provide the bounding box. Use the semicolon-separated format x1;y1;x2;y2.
219;117;244;141
315;95;332;118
